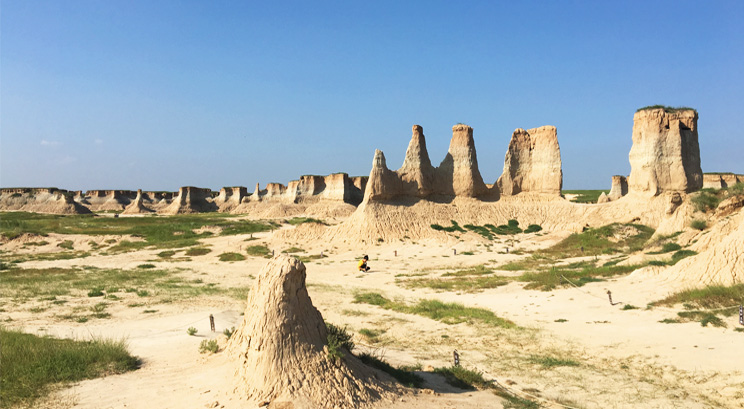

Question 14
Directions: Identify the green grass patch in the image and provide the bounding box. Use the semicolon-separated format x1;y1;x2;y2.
184;247;211;256
636;105;696;113
282;246;305;254
0;327;138;407
519;262;641;291
0;266;231;302
357;353;424;387
647;242;682;254
562;190;608;204
441;265;493;277
0;212;273;251
650;284;744;310
539;223;654;258
430;220;466;233
400;275;509;292
434;366;490;390
287;217;326;226
245;245;271;258
137;264;156;269
353;292;516;329
527;355;580;368
358;328;386;343
218;252;246;262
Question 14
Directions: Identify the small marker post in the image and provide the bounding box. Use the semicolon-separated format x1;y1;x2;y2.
453;249;457;256
394;250;397;257
453;350;460;367
209;314;215;332
739;305;743;326
607;290;613;305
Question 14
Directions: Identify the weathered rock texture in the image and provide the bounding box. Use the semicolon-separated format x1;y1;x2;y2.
226;256;399;408
364;124;490;202
703;173;744;189
608;176;628;201
122;189;153;214
0;188;90;214
247;173;366;206
160;187;216;214
397;125;436;197
438;124;488;197
215;186;248;211
497;126;562;196
628;108;702;195
83;190;137;211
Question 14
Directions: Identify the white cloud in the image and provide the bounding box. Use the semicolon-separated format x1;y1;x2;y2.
40;139;61;147
56;156;78;165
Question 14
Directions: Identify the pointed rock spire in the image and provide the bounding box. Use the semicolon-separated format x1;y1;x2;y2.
363;149;402;201
398;125;436;197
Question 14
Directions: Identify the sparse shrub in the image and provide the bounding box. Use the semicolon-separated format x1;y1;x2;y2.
187;327;198;336
90;302;110;319
57;240;74;250
136;289;149;297
218;252;246;262
199;339;219;354
326;322;354;360
87;287;104;297
245;245;271;258
434;366;490;390
524;224;543;233
157;250;176;259
660;242;682;253
137;264;156;269
690;219;707;230
185;247;211;256
622;304;639;310
223;326;236;339
357;352;424;387
691;190;721;213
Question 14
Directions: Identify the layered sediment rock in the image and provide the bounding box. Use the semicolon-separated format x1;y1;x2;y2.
628;108;702;195
608;175;628;200
0;188;90;214
83;190;137;211
215;186;248;211
397;125;436;197
497;126;562;196
363;124;489;202
363;150;403;201
160;186;216;214
226;256;399;408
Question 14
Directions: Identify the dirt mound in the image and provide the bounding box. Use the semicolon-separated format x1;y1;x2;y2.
226;256;400;408
283;192;689;245
639;210;744;286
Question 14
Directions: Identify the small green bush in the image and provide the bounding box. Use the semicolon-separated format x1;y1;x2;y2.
691;190;721;213
137;264;156;269
690;219;707;230
199;339;219;354
57;240;74;250
245;245;271;258
223;327;236;339
185;247;211;256
524;224;543;233
187;327;198;336
326;323;354;360
87;287;104;297
218;252;246;262
434;366;490;390
357;353;424;387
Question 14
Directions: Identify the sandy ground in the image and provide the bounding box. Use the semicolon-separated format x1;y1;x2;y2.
3;224;743;409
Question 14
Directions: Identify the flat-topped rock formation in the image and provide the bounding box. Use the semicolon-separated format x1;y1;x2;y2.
82;190;137;211
227;256;400;408
245;173;366;206
160;186;216;214
497;126;562;196
438;124;489;197
628;108;702;195
0;188;90;214
608;175;628;200
215;186;248;211
703;173;744;189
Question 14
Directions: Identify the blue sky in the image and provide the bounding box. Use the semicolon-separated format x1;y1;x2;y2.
2;1;742;191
